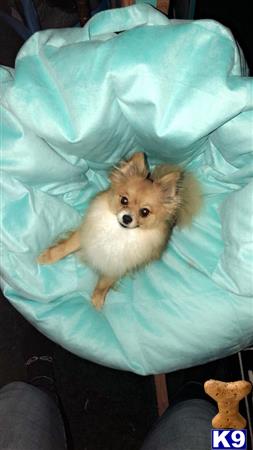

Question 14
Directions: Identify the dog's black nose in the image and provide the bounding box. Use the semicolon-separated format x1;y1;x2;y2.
122;214;132;225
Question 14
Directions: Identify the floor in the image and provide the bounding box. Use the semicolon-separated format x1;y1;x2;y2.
0;291;157;450
1;290;252;450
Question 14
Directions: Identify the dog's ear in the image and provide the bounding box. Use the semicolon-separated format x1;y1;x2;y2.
110;152;148;184
123;153;148;177
154;171;181;200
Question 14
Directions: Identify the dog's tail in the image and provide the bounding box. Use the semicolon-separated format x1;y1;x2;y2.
177;171;202;227
151;163;202;227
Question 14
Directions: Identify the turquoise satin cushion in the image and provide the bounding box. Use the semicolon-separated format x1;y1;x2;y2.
213;180;253;296
1;5;253;375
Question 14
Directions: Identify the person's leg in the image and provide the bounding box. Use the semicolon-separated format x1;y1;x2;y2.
141;398;216;450
0;381;67;450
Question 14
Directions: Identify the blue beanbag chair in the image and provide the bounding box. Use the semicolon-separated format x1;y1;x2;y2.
1;4;253;375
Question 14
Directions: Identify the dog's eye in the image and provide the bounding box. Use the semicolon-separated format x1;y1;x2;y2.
140;208;150;217
121;196;128;205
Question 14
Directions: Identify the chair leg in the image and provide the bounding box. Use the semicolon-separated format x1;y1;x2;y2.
154;374;169;416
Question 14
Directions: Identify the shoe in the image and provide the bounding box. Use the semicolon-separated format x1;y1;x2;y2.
22;322;58;401
167;356;235;406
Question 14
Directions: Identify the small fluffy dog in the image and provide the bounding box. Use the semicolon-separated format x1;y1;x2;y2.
38;152;201;309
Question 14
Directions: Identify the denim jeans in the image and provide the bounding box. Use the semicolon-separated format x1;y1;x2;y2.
141;398;216;450
0;382;67;450
0;382;216;450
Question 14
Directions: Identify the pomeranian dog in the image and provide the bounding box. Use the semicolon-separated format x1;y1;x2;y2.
38;152;201;309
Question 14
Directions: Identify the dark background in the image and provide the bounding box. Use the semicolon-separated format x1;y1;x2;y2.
1;1;252;449
1;291;250;450
170;0;252;75
1;0;253;73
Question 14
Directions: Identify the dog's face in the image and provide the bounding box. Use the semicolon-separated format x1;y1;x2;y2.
108;153;182;230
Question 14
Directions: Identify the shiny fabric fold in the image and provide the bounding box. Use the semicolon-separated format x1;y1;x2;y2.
1;5;253;375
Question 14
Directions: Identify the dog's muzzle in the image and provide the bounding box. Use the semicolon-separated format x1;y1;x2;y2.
117;212;138;229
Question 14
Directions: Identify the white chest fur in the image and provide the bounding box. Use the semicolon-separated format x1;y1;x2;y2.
79;195;166;279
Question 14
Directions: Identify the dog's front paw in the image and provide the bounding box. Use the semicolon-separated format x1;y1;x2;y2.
37;248;57;265
91;291;105;311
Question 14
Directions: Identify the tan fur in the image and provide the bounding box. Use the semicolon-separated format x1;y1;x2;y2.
151;164;202;227
38;230;81;264
177;172;202;227
38;153;202;309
